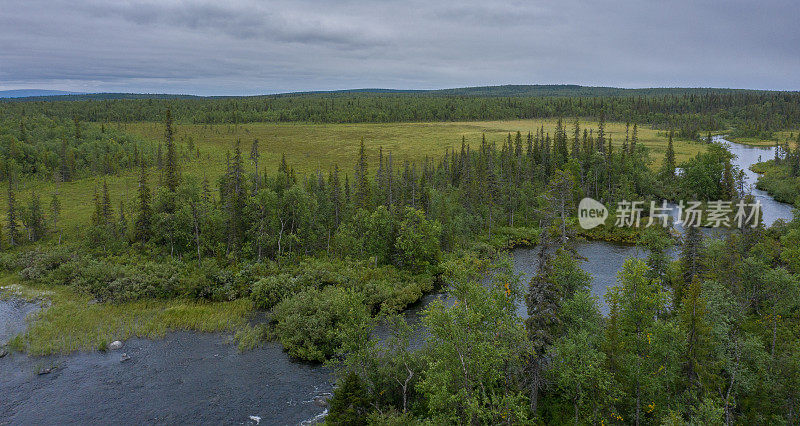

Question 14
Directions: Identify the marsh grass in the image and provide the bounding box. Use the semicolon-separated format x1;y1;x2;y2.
2;278;253;356
234;323;271;351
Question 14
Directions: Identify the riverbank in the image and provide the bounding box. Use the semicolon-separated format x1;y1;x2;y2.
750;160;800;205
723;130;797;148
0;278;253;356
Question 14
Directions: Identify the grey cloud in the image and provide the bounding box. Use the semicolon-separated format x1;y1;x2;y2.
0;0;798;95
78;0;393;48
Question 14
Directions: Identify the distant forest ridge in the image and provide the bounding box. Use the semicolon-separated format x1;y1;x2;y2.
1;84;794;101
0;89;87;99
2;85;799;139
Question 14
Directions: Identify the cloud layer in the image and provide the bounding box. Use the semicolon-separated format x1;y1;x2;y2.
1;0;798;94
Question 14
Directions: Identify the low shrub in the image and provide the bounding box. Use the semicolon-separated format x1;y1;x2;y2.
273;286;370;362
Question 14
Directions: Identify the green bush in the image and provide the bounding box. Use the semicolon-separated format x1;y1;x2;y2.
250;257;434;315
272;286;369;362
395;207;442;272
250;274;303;310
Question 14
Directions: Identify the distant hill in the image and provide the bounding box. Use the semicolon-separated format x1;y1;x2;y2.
2;92;201;101
1;85;789;102
0;89;87;98
276;84;777;98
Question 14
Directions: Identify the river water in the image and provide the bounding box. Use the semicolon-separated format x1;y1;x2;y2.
0;138;793;425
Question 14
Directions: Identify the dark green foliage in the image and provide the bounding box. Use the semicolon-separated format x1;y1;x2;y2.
0;114;151;181
249;258;433;315
272;285;369;362
222;139;247;255
662;129;676;179
327;372;370;426
680;143;737;200
21;191;46;242
6;175;19;246
163;109;181;192
681;224;704;299
354;138;370;209
50;193;61;242
394;207;442;272
135;162;152;244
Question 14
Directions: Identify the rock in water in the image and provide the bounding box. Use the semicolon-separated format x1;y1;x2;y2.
120;353;131;362
313;394;331;407
108;340;123;350
0;348;8;358
248;415;261;424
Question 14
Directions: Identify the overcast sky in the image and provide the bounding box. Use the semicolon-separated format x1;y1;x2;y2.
1;0;798;95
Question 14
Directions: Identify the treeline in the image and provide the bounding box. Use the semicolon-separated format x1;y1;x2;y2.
73;116;671;263
0;113;153;181
3;91;800;137
3;112;744;259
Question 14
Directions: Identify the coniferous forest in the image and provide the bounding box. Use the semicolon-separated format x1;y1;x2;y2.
2;88;800;425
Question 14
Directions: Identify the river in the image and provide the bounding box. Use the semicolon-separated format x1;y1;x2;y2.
0;138;793;425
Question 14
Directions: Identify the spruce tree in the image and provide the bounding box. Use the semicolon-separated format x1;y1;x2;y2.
662;129;677;179
135;162;152;244
597;112;606;154
90;188;104;228
59;139;72;182
330;165;342;227
622;122;630;154
386;152;394;207
6;175;18;246
156;144;164;171
376;146;385;205
225;139;247;255
792;133;800;177
354;138;370;209
722;161;736;199
19;121;27;143
101;181;113;223
164;109;181;191
344;174;351;204
571;118;581;158
118;200;127;237
525;245;562;413
250;138;260;192
73;115;81;140
326;371;370;425
680;224;704;304
24;191;45;242
50;193;61;244
680;277;711;392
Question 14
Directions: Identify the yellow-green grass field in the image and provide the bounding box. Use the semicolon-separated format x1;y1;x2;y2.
3;119;707;240
121;119;705;176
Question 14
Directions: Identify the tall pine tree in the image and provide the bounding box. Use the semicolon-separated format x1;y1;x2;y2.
135;162;152;244
164;109;181;192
